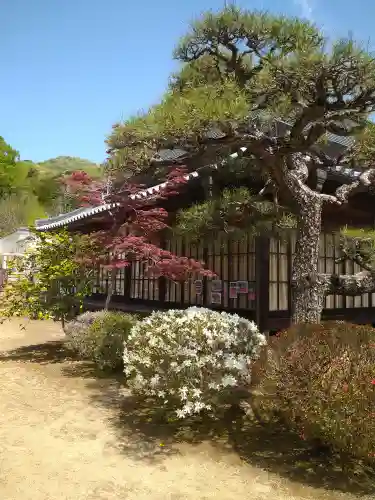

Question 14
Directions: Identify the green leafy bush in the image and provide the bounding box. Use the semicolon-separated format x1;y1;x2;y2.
123;307;266;419
65;310;138;370
0;229;96;325
256;322;375;463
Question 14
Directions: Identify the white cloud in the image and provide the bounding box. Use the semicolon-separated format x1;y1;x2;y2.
293;0;314;20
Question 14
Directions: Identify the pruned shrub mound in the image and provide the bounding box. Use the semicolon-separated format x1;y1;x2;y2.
65;310;138;370
256;321;375;463
123;307;266;419
64;310;103;336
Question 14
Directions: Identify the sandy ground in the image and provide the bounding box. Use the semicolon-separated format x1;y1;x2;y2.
0;319;373;500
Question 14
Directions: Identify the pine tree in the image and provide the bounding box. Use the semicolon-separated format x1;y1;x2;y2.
106;6;375;323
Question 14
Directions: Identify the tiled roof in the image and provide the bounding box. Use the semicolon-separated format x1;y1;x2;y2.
35;147;363;232
151;116;355;163
35;205;116;231
35;172;201;231
34;117;362;231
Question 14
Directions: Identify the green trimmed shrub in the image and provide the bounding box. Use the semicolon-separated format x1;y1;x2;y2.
255;322;375;463
65;310;138;370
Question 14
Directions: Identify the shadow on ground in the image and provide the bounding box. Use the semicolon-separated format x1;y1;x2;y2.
63;362;375;497
0;341;79;364
2;339;375;496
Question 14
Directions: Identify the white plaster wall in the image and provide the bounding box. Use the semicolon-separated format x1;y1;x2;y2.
0;230;36;269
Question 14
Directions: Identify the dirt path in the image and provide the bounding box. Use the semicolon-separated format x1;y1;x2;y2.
0;319;371;500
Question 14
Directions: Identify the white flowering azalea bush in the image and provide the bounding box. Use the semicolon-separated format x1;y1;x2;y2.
123;307;266;419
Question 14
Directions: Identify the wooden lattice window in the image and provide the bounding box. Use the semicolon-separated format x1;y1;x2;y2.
269;237;289;311
318;232;371;309
95;265;108;295
182;239;206;306
204;234;256;310
343;255;371;309
270;231;373;312
92;253;127;297
130;259;159;300
112;252;126;296
164;236;204;305
165;236;184;304
318;233;344;309
165;234;256;310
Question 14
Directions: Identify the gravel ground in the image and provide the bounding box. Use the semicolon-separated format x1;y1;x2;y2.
0;318;371;500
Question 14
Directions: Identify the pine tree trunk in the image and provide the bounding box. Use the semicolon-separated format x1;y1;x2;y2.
104;268;116;310
291;198;327;324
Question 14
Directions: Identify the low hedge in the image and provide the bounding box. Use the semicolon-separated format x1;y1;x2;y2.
65;310;138;371
255;321;375;463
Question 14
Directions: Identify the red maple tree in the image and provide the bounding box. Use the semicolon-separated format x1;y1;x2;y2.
63;169;214;306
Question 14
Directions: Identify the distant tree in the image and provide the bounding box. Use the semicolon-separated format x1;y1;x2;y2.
33;156;103;216
0;137;19;198
106;6;375;323
30;174;75;216
37;156;102;178
0;142;102;218
0;194;45;237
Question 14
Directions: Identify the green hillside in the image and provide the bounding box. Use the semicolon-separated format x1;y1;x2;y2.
37;156;102;178
0;137;105;233
29;156;103;217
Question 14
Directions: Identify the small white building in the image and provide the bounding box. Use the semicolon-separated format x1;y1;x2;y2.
0;228;36;271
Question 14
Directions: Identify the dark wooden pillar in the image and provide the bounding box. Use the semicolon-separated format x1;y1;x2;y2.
202;245;209;307
124;265;131;301
158;236;166;303
287;234;293;322
201;171;216;307
159;276;166;303
255;235;270;333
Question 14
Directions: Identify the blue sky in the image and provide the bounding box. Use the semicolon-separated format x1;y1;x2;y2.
1;0;374;164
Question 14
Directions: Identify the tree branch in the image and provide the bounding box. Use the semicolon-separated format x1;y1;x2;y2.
325;271;375;295
336;234;375;272
335;169;375;202
335;249;374;272
279;153;334;207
